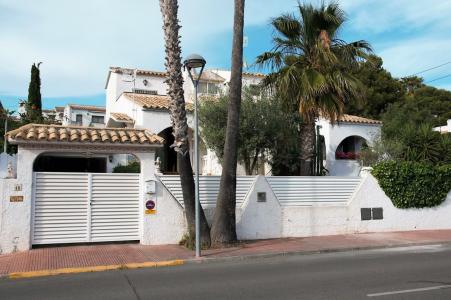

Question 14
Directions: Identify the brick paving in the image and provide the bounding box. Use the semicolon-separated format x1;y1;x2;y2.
2;230;451;276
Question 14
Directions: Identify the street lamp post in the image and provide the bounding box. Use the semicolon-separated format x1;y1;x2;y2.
183;54;206;258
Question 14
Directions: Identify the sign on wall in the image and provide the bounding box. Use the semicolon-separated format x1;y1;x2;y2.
10;195;24;202
145;199;156;215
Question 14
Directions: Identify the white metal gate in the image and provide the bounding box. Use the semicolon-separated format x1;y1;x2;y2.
33;172;140;245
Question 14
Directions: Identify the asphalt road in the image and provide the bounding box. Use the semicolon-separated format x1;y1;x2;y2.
2;244;451;300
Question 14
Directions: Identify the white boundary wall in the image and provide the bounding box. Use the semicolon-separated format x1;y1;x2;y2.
0;147;156;254
156;174;451;242
2;166;451;253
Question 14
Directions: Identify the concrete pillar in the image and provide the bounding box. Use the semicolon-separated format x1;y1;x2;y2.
0;148;42;253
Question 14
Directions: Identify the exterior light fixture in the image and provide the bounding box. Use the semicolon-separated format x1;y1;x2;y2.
183;53;206;258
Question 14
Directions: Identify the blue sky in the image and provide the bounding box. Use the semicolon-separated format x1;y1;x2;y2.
1;0;451;111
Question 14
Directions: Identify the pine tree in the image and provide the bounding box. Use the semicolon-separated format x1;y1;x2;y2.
26;63;42;122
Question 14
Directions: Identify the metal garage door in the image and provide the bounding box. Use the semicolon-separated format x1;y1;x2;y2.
33;172;140;245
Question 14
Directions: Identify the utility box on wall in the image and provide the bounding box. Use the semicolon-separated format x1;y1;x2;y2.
145;180;156;194
257;192;267;202
372;207;383;220
361;207;383;221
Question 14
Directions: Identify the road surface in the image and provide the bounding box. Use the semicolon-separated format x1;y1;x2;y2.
1;244;451;299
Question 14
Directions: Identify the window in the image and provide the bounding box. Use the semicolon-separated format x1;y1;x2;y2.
91;115;105;124
133;88;157;95
75;114;82;126
198;82;220;95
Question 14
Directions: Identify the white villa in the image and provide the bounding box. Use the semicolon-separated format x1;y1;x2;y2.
42;104;106;127
105;66;382;176
433;119;451;134
8;67;451;256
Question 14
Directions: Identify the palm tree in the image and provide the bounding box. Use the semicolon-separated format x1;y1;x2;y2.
159;0;211;247
210;0;245;246
256;2;372;175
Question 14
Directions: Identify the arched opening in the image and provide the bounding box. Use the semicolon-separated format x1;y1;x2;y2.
33;152;140;173
157;127;179;174
156;126;208;175
335;136;368;160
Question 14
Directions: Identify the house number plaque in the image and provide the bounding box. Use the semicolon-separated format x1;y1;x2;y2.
10;196;24;202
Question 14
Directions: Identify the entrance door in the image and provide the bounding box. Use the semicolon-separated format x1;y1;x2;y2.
33;172;140;245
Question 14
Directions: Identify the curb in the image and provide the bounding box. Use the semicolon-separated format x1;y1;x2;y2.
6;259;184;279
4;240;451;279
185;240;451;266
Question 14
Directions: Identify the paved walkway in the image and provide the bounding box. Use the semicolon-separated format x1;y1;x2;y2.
2;230;451;277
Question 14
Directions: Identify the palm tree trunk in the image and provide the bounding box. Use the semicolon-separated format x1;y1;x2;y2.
210;0;245;246
159;0;210;247
299;121;315;176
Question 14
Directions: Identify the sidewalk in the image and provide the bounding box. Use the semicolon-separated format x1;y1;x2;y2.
2;230;451;278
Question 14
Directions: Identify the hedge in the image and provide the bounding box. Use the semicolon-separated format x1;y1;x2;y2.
372;161;451;209
113;161;140;173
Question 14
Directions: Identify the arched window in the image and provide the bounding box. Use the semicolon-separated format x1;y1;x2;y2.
335;136;368;160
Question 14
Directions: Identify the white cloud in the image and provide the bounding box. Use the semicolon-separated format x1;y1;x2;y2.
1;0;450;96
379;38;451;82
342;0;451;34
0;0;298;96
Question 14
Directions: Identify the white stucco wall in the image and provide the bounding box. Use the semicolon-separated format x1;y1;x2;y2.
0;147;38;254
0;147;164;254
236;176;282;240
135;151;185;246
279;174;451;238
2;157;451;253
63;106;105;127
318;118;381;176
152;174;451;244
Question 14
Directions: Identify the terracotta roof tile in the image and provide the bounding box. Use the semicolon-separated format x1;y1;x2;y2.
6;124;163;145
68;104;106;113
110;112;134;123
110;67;167;77
338;114;382;125
196;70;225;82
123;92;193;111
242;71;266;78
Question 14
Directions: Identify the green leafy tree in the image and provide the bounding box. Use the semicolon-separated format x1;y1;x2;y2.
199;90;298;175
380;101;450;164
26;63;43;122
256;2;372;175
0;107;20;154
407;86;451;127
345;55;404;119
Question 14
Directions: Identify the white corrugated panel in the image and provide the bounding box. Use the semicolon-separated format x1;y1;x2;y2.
90;173;140;242
33;172;140;245
33;173;89;244
159;175;256;208
266;176;361;206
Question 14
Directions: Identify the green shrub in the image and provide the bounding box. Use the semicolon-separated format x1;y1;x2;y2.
113;161;140;173
372;161;451;209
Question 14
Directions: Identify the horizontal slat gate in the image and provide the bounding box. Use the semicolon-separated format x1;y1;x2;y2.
33;172;140;245
91;173;140;242
33;173;89;244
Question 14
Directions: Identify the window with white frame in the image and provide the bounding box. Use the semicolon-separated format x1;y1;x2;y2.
91;115;105;124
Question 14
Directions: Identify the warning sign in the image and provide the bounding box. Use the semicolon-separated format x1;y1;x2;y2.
145;200;156;214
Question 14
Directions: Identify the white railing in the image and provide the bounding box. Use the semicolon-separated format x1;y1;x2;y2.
265;176;361;206
158;175;256;208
